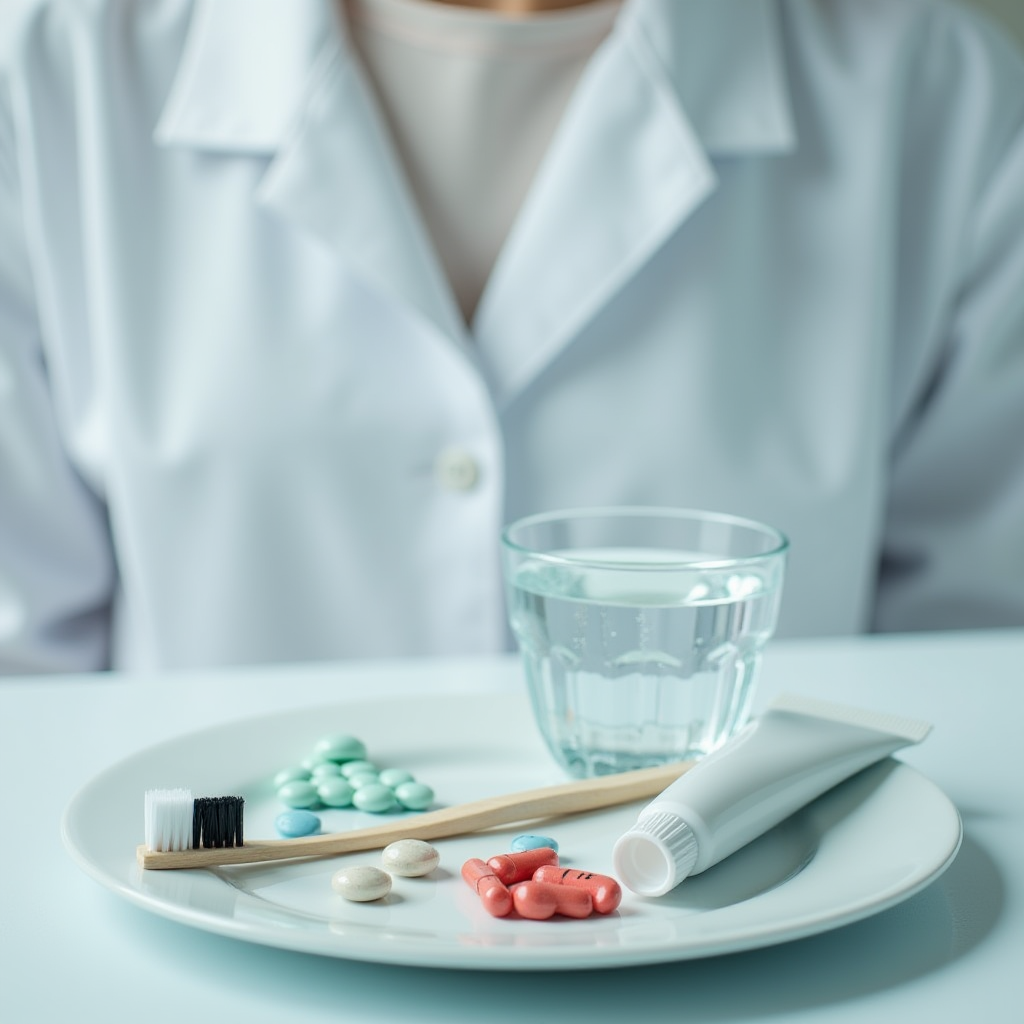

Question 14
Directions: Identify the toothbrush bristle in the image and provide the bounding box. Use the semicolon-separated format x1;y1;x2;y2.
145;788;195;852
193;795;245;848
144;791;245;851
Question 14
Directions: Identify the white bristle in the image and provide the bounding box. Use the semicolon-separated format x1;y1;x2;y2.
144;788;194;852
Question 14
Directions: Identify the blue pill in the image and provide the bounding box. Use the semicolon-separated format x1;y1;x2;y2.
510;833;559;853
275;810;321;838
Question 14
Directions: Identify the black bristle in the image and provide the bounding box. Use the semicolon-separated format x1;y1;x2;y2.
193;796;245;848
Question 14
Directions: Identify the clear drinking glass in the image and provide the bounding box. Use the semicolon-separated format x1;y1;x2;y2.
500;507;788;778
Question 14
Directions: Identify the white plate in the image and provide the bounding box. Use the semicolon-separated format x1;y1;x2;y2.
62;694;962;971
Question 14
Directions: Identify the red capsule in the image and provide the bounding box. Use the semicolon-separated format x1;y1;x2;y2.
486;846;558;885
532;865;623;914
461;858;513;918
512;881;593;920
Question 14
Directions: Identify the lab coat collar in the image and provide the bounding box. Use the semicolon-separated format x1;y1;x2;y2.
155;0;795;158
154;0;333;153
156;0;467;344
154;0;796;396
474;0;796;402
631;0;796;156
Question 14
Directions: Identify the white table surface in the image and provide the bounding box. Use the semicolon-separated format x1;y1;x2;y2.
2;630;1022;1023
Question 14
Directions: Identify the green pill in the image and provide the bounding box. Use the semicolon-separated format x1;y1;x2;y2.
348;771;381;789
352;783;398;813
340;760;377;778
314;735;367;763
277;779;320;809
317;778;356;808
273;766;310;789
394;781;434;811
378;767;415;788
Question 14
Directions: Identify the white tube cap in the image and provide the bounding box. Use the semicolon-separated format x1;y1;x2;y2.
612;811;699;897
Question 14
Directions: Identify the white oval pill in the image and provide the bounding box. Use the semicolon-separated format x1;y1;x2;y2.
331;865;392;902
382;839;440;877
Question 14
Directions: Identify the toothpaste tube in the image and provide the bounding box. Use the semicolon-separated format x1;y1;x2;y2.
612;693;931;897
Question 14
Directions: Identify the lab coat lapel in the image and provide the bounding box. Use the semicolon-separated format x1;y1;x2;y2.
154;0;466;346
474;0;796;406
256;53;467;345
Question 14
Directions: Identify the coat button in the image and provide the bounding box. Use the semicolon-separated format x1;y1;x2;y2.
435;447;480;491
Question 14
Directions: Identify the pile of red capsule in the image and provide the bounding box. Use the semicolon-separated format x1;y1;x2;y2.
461;846;621;920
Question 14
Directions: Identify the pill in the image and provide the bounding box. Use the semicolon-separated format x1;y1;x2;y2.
347;771;382;789
512;881;593;920
487;846;558;885
382;839;440;877
274;809;321;838
315;734;367;763
311;762;343;779
317;777;356;808
331;865;392;902
277;779;320;809
378;767;415;788
393;781;434;811
340;760;378;778
510;833;559;854
352;782;398;813
532;865;623;914
461;857;513;918
273;766;311;789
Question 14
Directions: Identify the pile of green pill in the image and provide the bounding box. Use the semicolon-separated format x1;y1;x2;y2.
273;733;435;814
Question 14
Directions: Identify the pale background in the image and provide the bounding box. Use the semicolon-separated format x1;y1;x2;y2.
2;0;1024;53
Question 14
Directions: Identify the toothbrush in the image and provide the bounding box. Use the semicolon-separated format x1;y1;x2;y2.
138;759;693;870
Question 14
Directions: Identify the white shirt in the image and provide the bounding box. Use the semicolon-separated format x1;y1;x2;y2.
2;0;1023;674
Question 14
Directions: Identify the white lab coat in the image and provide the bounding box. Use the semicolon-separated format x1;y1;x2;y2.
2;0;1023;674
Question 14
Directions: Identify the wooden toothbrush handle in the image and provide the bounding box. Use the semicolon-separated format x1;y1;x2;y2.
137;759;693;870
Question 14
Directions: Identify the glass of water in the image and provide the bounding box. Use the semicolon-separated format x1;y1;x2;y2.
500;507;788;778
